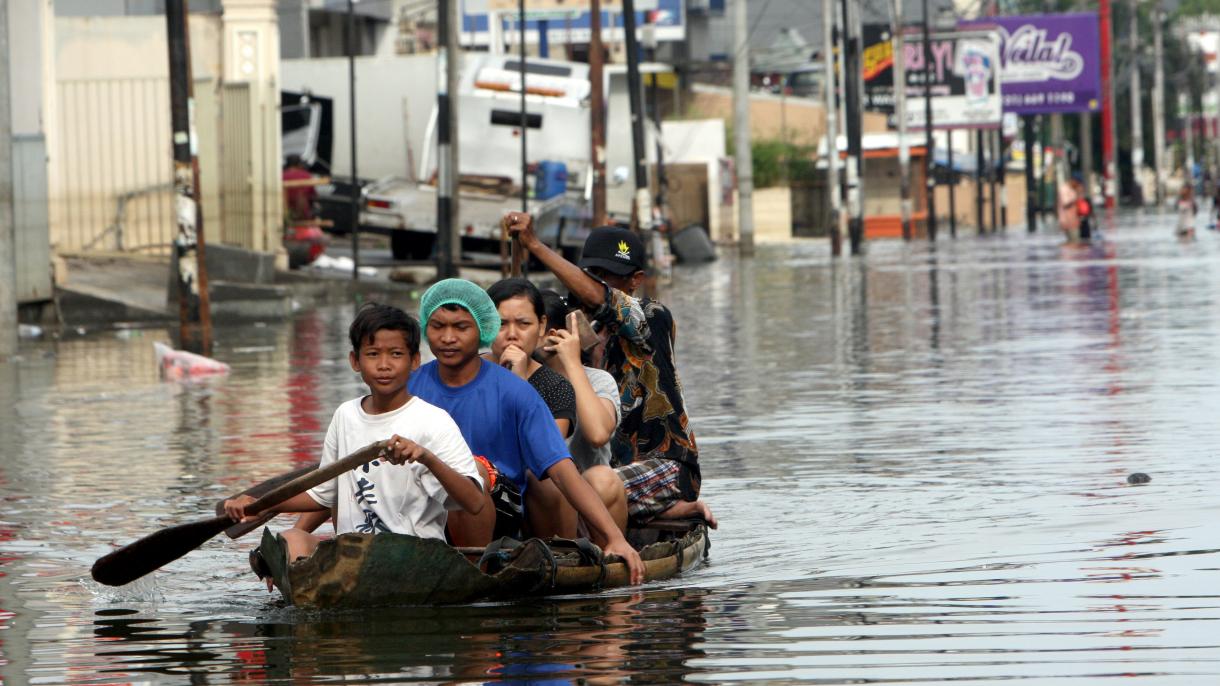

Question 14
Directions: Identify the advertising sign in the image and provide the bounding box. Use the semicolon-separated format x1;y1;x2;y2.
903;30;1003;130
970;13;1102;114
862;24;896;113
462;0;682;46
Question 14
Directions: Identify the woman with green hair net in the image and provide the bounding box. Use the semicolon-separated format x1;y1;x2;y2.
407;278;644;584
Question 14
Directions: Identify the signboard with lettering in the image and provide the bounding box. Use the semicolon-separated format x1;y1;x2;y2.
903;30;1003;130
462;0;681;45
964;13;1102;114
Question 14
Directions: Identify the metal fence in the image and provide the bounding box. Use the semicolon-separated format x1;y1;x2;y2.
52;77;255;254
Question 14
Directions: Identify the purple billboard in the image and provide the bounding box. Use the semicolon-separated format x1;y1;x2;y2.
967;13;1101;115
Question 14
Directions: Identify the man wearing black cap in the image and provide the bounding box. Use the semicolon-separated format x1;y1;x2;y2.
504;213;716;529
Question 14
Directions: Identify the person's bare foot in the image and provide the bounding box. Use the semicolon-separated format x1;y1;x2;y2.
693;500;718;529
658;499;718;529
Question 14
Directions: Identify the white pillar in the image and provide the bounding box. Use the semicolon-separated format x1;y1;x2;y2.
0;1;15;358
222;0;283;257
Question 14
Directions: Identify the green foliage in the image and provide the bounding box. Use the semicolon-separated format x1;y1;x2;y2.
1176;0;1220;17
750;139;816;188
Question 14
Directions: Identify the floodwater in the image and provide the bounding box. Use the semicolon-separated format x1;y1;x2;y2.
3;211;1220;685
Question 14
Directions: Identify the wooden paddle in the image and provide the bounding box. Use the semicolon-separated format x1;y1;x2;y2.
214;462;319;540
90;441;388;587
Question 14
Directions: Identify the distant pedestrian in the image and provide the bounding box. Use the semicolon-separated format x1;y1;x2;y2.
1176;185;1197;239
283;154;317;222
1211;184;1220;230
1074;178;1094;240
1057;179;1081;241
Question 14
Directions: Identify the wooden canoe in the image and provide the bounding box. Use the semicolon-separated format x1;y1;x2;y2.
252;521;710;608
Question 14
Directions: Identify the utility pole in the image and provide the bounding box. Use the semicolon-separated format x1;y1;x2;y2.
515;0;528;278
1182;92;1195;182
732;0;754;253
921;0;937;241
436;0;458;279
0;0;15;359
166;0;212;355
644;13;667;226
975;130;985;233
892;0;911;240
1100;0;1117;210
1081;111;1094;204
1129;0;1144;206
842;0;864;255
590;0;607;225
622;0;651;240
822;0;841;255
1024;115;1037;232
1152;0;1166;206
947;130;957;237
990;130;1000;230
347;0;360;280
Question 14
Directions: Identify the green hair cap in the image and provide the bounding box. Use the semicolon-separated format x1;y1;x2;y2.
419;278;500;348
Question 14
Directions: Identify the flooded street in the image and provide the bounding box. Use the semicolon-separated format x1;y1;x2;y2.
3;211;1220;684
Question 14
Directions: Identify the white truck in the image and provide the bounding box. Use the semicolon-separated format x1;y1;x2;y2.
359;54;597;261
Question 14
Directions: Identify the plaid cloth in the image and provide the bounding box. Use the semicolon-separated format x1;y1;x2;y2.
615;458;683;521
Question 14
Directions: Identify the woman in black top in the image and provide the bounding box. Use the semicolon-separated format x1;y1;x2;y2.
486;278;577;438
487;278;592;538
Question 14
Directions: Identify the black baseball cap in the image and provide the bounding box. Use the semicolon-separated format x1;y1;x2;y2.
578;226;646;276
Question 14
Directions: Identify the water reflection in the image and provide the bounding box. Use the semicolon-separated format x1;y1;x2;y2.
83;590;709;684
4;213;1220;683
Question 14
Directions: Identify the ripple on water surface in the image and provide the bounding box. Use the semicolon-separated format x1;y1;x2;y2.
3;215;1220;684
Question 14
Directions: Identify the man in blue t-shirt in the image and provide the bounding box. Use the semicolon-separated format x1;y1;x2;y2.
410;279;644;584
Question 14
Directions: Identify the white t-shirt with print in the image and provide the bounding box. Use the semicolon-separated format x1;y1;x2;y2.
307;396;481;540
568;366;622;472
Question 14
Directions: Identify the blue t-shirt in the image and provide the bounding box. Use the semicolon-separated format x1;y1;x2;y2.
409;359;570;493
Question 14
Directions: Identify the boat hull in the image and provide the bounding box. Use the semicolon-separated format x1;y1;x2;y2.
255;522;709;608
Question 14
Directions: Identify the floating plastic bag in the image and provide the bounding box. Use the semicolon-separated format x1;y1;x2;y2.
153;341;230;380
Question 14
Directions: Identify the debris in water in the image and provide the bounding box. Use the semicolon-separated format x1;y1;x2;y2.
1127;472;1151;485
